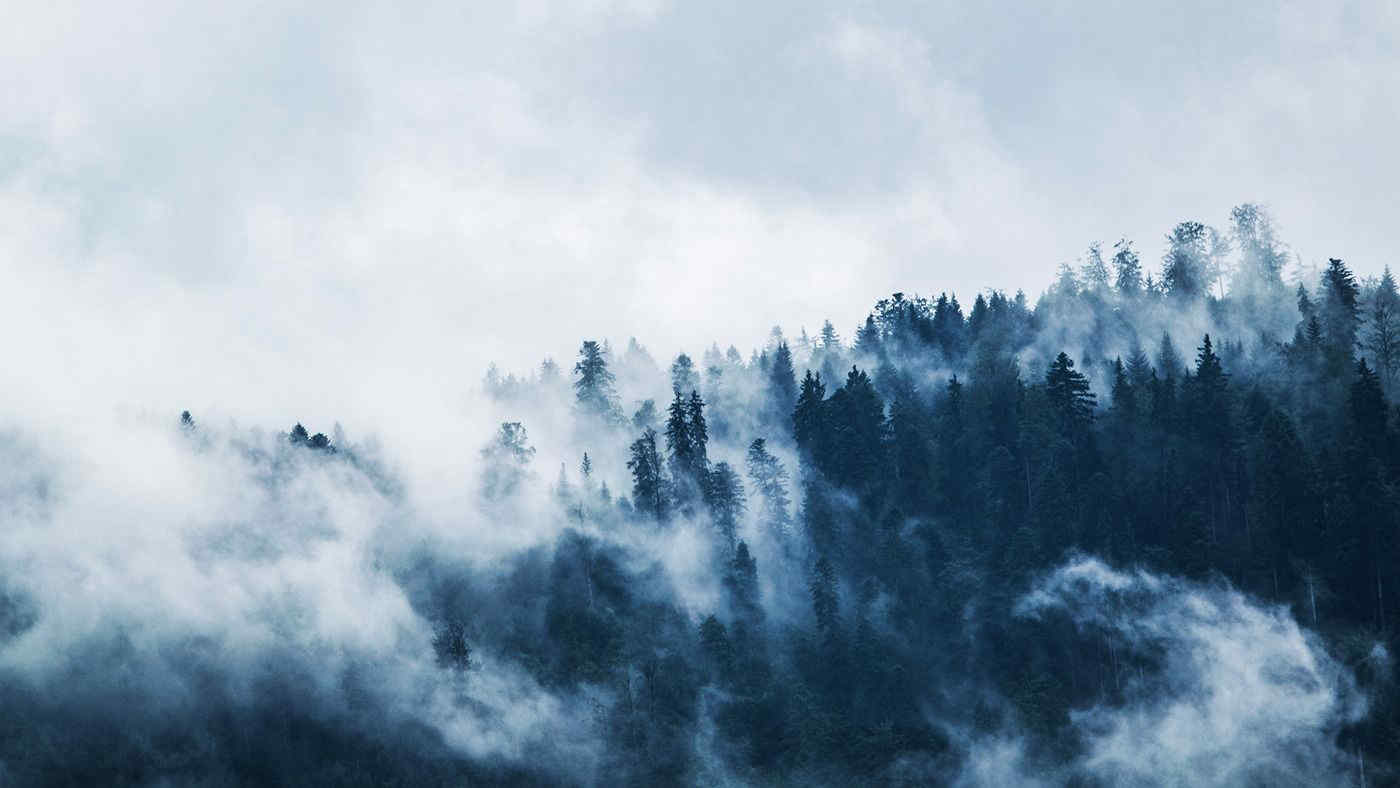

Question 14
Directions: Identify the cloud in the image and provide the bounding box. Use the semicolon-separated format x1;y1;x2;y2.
1017;557;1370;786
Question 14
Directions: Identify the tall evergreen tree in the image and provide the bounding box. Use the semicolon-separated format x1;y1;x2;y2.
1162;221;1210;298
1081;242;1110;293
1044;352;1096;433
746;438;793;540
671;353;699;396
793;370;828;456
1368;267;1400;392
1320;257;1361;363
1112;238;1142;295
574;340;621;422
707;461;746;549
767;342;798;431
628;428;667;520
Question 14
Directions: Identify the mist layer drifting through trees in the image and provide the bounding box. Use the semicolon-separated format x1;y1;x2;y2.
3;204;1397;785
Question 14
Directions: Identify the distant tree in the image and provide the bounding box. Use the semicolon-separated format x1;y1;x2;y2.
1162;221;1210;298
823;367;885;489
632;399;659;431
575;340;621;422
1230;203;1287;295
820;320;841;350
707;462;746;549
1044;352;1096;432
289;423;310;445
746;438;793;540
855;315;882;358
180;410;196;430
687;391;710;469
1156;332;1183;379
627;428;667;520
698;614;733;678
1052;262;1080;298
1081;242;1110;294
1320;258;1361;367
1125;342;1153;387
793;370;828;456
671;353;699;396
1112;238;1142;295
481;422;536;499
1367;267;1400;391
1350;359;1387;451
432;618;472;671
665;391;698;504
725;541;762;625
767;342;798;430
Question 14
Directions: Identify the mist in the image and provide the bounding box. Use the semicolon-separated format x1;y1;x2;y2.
6;2;1400;785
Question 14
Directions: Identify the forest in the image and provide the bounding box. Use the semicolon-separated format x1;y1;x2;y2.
3;203;1397;785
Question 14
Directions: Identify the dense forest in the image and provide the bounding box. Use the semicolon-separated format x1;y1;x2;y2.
4;203;1398;785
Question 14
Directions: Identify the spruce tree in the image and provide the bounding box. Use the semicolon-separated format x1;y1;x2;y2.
628;428;667;520
574;340;621;422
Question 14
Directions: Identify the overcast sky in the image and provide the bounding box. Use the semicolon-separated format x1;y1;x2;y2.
3;1;1398;436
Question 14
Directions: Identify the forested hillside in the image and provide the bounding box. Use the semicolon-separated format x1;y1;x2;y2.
3;204;1397;785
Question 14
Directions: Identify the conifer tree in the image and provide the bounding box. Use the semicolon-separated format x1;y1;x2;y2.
746;438;793;540
767;342;798;430
793;370;827;456
1044;352;1096;432
1112;238;1142;295
707;461;745;549
628;428;667;520
574;340;621;422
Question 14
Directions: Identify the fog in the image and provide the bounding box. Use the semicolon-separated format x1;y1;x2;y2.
4;2;1399;785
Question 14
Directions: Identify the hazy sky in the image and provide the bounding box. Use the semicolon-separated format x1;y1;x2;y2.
3;1;1398;432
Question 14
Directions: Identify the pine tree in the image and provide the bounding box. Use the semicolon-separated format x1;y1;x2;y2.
1162;221;1210;298
574;340;621;422
1350;359;1387;452
1081;242;1110;293
665;390;697;504
687;391;709;470
1044;352;1096;433
820;320;841;350
793;370;827;455
1229;203;1286;295
1320;258;1360;362
725;541;762;626
746;438;793;540
628;428;667;520
1112;238;1142;295
707;461;745;549
671;353;699;396
1367;267;1400;391
825;367;886;489
1156;332;1183;379
1110;356;1134;416
854;315;882;358
1125;342;1153;387
767;342;798;430
481;422;536;499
